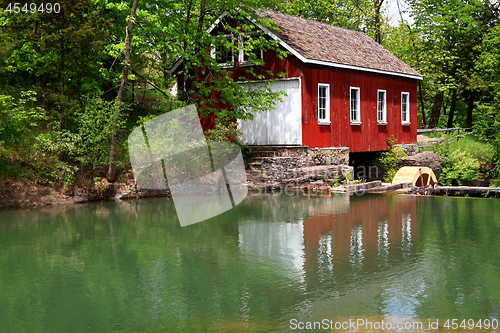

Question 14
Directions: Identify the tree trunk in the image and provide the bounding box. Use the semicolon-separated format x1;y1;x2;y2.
429;92;444;128
466;91;475;128
418;80;426;127
59;13;65;127
447;90;457;129
107;0;139;182
374;0;384;44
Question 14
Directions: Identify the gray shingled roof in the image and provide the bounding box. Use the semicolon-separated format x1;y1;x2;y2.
256;9;422;78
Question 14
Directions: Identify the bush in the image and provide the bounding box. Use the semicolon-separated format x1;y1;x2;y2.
438;135;496;185
32;131;82;185
205;122;243;143
0;91;46;144
76;96;128;171
379;136;407;183
439;150;481;186
205;122;254;163
472;103;500;185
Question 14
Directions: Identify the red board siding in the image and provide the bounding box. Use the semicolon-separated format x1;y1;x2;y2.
200;19;418;152
301;65;417;152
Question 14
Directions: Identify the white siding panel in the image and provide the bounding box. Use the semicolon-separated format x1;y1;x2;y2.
238;79;302;145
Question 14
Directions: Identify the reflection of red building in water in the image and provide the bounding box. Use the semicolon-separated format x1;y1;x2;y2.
302;194;418;279
238;194;418;283
304;195;417;257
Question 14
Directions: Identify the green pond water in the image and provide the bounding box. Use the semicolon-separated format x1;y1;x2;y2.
1;193;500;332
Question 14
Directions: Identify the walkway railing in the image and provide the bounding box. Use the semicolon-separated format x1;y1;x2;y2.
417;127;472;134
417;127;473;148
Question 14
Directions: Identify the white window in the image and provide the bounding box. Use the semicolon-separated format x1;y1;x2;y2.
238;32;263;65
350;87;360;124
377;89;387;124
211;34;234;68
401;92;410;124
318;83;330;124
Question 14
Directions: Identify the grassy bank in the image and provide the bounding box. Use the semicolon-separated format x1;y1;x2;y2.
421;131;499;186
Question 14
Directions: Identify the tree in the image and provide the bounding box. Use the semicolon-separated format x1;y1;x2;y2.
405;0;497;128
0;0;114;121
108;0;140;181
280;0;389;43
473;23;500;152
383;23;428;126
158;1;289;124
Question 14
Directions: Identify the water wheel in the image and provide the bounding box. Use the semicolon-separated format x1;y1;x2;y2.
392;166;437;187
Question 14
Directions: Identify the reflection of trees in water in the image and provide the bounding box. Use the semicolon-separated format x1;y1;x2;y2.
1;195;500;330
412;196;500;320
0;198;300;332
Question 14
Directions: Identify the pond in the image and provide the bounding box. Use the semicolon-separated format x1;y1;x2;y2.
0;193;499;332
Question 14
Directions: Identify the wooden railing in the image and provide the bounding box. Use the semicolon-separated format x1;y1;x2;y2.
417;127;473;148
417;127;472;134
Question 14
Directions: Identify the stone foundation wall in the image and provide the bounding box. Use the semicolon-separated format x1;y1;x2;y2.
307;147;349;165
248;146;350;166
248;146;309;165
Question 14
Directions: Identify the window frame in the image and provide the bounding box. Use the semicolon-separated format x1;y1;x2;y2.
350;87;361;125
377;89;387;125
238;32;263;66
211;34;234;68
318;83;331;125
401;92;410;125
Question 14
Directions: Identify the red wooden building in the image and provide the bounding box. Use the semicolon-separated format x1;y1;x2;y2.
172;9;422;153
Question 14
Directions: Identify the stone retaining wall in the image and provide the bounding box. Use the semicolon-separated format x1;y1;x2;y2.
307;147;349;165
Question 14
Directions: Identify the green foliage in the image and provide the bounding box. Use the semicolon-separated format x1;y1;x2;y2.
471;24;500;186
204;122;255;163
378;136;407;183
490;166;500;187
438;135;496;186
439;150;480;186
332;174;340;187
281;0;389;43
383;0;498;128
474;104;500;149
0;0;114;91
205;122;243;144
443;135;496;169
34;131;82;162
0;91;46;143
432;142;442;155
76;97;128;170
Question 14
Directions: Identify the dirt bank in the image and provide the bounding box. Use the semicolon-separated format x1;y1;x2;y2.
0;179;170;209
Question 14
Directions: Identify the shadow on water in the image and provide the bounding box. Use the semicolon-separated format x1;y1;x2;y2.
0;194;499;332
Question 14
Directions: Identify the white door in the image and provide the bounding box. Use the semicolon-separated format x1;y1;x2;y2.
238;79;302;145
